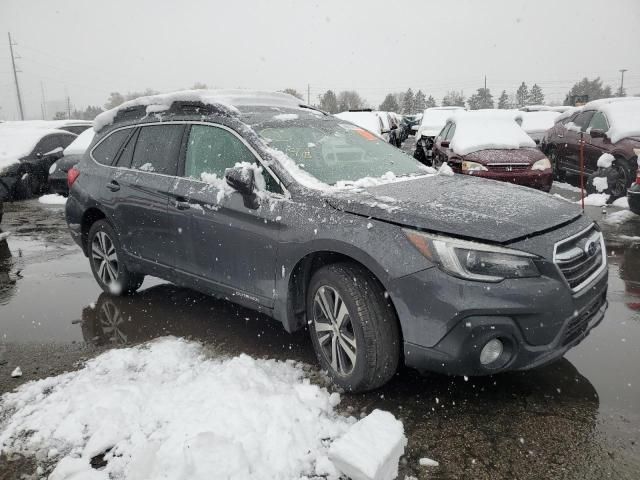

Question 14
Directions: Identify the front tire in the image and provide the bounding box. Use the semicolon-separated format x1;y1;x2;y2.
549;146;566;182
88;220;144;295
307;263;400;392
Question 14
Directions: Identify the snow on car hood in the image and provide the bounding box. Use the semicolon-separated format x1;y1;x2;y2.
327;175;582;244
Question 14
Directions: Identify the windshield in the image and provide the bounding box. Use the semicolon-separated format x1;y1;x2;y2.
257;119;425;185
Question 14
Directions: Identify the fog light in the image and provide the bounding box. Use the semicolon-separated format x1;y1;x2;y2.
480;338;504;365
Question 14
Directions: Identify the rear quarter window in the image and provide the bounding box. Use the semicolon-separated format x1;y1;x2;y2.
92;129;131;166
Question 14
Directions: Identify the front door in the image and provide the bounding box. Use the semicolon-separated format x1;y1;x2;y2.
584;111;611;172
169;123;285;307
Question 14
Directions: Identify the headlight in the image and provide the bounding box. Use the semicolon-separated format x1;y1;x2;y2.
462;161;488;173
403;230;540;282
531;157;551;171
49;163;57;174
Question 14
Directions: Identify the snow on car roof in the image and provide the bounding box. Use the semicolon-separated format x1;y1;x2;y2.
63;128;96;155
448;110;536;156
583;96;640;110
0;127;71;170
555;106;581;123
334;111;383;136
518;111;561;133
599;99;640;143
0;120;90;129
94;89;304;132
420;107;465;127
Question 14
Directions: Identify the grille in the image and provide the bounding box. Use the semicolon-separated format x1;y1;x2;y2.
563;293;606;346
554;225;605;291
486;163;530;172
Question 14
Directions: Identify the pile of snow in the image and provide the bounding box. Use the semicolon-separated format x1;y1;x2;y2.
334;111;383;138
578;193;609;206
448;111;536;155
63;128;95;155
599;99;640;143
329;409;407;480
593;177;608;193
0;127;69;171
518;111;561;134
597;153;615;168
604;209;637;225
273;113;299;121
38;194;68;205
417;107;466;137
0;338;406;480
94;89;303;132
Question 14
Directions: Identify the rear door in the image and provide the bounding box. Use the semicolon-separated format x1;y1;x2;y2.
169;123;285;307
110;123;186;268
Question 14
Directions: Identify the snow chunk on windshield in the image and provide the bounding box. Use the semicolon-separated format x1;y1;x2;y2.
63;128;95;156
0;338;366;480
449;111;536;155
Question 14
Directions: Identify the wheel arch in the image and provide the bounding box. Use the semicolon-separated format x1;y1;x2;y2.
279;247;400;337
80;207;107;256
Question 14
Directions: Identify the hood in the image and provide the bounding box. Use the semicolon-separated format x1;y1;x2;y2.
418;126;442;137
327;175;582;244
463;148;545;165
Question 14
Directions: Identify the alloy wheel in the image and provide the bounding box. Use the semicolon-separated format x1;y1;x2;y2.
610;164;629;197
92;231;118;286
313;285;357;376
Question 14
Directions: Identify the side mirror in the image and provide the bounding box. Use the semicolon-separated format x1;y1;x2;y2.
391;124;398;130
224;165;255;196
441;141;450;148
589;129;606;139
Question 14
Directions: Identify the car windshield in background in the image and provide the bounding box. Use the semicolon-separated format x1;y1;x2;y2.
257;119;425;185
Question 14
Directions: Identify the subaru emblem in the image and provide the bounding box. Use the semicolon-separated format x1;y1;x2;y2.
584;240;598;257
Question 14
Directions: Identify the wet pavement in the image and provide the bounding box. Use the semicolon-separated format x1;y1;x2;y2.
1;170;640;478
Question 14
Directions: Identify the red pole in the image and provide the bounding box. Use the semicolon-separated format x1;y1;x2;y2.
579;133;585;210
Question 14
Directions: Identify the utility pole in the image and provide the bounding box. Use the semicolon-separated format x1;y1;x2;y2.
8;32;25;120
40;82;47;120
65;87;71;119
307;84;310;105
619;69;628;96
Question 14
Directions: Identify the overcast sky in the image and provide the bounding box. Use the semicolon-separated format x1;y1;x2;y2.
1;0;639;119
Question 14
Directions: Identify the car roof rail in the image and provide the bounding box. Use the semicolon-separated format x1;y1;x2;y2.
110;101;235;127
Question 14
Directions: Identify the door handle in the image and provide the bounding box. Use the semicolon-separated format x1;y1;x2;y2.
174;200;191;210
106;181;120;192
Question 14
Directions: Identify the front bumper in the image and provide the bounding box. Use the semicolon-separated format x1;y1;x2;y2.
628;183;640;215
465;169;553;192
390;260;608;376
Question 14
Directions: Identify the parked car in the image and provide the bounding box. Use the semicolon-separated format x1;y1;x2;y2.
431;111;553;191
375;111;401;147
516;111;561;146
335;110;386;140
414;107;465;164
403;114;421;136
67;90;607;392
48;128;95;196
0;126;77;200
546;97;640;196
539;107;581;156
0;119;92;135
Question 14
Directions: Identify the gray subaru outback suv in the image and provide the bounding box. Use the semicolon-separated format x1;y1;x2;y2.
65;90;608;391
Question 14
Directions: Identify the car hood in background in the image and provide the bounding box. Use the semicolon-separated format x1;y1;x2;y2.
327;175;581;244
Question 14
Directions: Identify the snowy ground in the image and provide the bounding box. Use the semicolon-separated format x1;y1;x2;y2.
0;338;405;480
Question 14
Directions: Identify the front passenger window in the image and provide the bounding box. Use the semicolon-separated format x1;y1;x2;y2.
185;125;283;194
588;112;609;132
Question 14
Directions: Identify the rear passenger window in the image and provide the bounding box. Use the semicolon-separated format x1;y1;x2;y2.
131;125;184;175
115;129;138;168
92;130;130;165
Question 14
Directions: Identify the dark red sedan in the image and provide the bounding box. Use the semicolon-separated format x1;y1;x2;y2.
432;111;553;191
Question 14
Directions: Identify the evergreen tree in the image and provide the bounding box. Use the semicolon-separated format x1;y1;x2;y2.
425;95;437;108
442;91;465;107
318;90;339;113
414;90;427;112
497;90;509;109
104;92;126;110
528;84;544;105
379;94;399;112
564;77;613;105
516;82;529;107
467;87;494;110
281;88;304;100
402;88;415;114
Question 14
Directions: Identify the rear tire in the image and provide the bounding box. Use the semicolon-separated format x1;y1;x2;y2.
88;220;144;295
307;263;401;392
609;157;633;199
